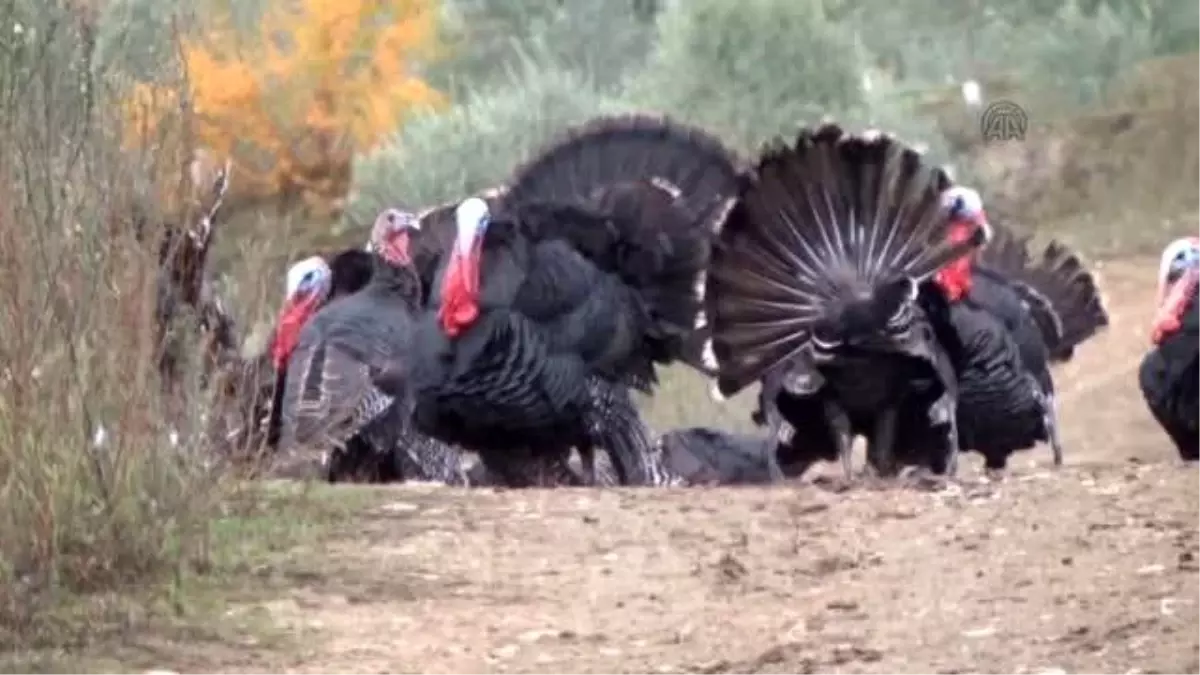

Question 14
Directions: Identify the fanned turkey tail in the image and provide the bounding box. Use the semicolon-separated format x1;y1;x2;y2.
504;113;743;227
705;124;991;397
976;224;1110;362
502;113;744;380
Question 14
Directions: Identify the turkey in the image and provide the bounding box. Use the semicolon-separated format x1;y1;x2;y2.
259;246;376;451
940;209;1110;473
654;426;791;485
1138;236;1198;461
704;124;991;481
385;114;742;486
267;212;467;484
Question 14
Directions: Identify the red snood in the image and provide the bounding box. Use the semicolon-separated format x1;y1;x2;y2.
439;247;480;338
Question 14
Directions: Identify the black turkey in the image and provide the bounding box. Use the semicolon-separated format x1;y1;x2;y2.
267;212;467;484
940;209;1110;473
704;124;990;481
260;246;377;451
1139;236;1198;461
653;426;792;485
382;114;742;486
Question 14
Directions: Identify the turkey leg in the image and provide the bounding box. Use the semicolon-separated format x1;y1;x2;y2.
823;400;854;480
1041;391;1064;467
868;406;899;478
928;392;961;477
763;416;786;484
578;443;599;486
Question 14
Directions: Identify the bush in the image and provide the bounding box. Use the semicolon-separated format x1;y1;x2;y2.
345;61;633;228
431;0;658;96
629;0;869;152
0;0;225;648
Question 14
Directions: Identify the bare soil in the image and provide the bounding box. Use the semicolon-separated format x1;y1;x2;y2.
119;257;1200;673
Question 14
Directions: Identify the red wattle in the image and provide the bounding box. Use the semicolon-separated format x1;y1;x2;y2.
439;251;480;338
933;220;977;302
1152;268;1197;345
270;301;313;369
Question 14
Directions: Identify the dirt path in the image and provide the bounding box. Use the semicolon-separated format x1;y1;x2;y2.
174;257;1199;674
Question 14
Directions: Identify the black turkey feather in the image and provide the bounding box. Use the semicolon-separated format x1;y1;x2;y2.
974;225;1110;362
705;124;991;479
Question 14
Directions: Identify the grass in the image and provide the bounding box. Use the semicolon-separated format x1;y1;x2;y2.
0;481;390;673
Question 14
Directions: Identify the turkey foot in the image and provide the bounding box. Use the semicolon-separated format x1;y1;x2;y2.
1041;391;1065;467
929;392;961;477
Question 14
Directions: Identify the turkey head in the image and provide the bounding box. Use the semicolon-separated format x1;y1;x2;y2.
934;186;991;302
270;256;333;369
1152;236;1199;345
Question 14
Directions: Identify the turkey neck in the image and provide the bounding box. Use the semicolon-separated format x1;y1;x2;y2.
367;255;422;309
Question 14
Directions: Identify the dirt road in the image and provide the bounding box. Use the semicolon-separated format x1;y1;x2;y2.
171;257;1200;674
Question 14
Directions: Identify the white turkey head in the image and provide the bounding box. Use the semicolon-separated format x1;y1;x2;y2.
1156;236;1200;306
271;256;333;369
370;208;420;266
284;256;332;303
940;186;987;229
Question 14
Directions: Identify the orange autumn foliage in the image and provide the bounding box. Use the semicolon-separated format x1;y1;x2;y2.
125;0;445;217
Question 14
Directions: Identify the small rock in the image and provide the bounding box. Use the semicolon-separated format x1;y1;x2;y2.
962;626;996;638
518;629;559;644
490;644;520;660
1136;564;1165;576
379;501;419;513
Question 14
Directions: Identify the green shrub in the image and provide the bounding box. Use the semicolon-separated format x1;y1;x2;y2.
431;0;657;96
629;0;868;152
345;61;633;228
